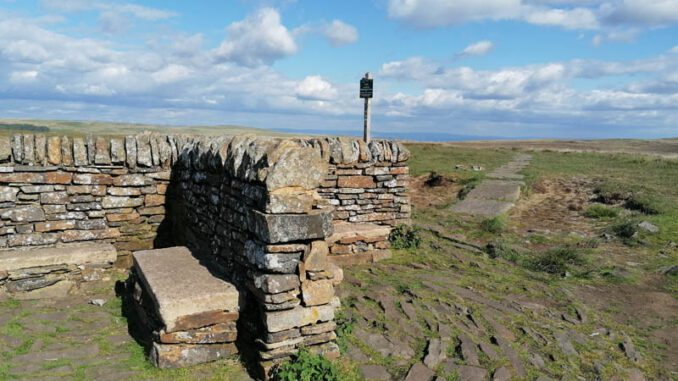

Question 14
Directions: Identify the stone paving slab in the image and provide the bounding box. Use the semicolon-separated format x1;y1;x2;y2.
133;247;239;332
465;180;522;202
451;198;515;217
452;154;531;217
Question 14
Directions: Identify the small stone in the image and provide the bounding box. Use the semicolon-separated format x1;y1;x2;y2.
403;362;435;381
47;136;62;165
423;338;446;369
0;186;18;202
359;364;392;381
638;221;659;234
301;279;335;306
304;240;328;272
492;367;511;381
73;137;88;165
90;299;106;306
94;137;111;165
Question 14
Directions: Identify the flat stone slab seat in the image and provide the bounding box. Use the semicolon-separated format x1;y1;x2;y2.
327;222;392;265
130;246;240;368
0;243;116;299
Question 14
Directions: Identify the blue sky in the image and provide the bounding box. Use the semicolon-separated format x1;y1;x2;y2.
0;0;677;139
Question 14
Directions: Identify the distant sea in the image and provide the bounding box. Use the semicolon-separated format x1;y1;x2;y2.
275;128;526;142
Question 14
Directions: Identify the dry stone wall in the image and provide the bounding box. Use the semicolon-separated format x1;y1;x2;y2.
0;133;182;266
0;132;411;377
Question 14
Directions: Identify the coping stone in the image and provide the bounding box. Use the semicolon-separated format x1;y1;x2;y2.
0;242;116;272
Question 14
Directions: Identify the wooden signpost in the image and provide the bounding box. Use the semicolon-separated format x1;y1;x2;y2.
360;72;373;143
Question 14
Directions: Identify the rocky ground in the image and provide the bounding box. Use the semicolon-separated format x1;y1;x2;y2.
338;145;677;380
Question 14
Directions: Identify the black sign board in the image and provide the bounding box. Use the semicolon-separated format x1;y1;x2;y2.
360;78;373;99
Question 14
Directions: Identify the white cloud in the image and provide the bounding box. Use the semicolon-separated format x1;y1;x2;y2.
322;20;358;47
151;64;193;84
212;8;297;67
41;0;176;20
670;46;678;53
9;70;39;83
380;57;440;78
387;0;678;33
388;0;522;27
295;75;338;100
523;7;598;29
601;0;678;26
459;40;494;57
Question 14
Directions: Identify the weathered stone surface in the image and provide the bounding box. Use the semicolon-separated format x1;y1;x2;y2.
94;137;111;165
267;189;315;214
60;228;121;242
304;240;328;272
40;191;69;204
150;342;237;368
73;137;88;166
1;205;45;222
6;276;59;292
61;136;73;166
110;138;125;164
338;176;376;189
404;362;435;381
34;220;76;232
0;186;18;202
137;134;153;167
102;196;144;209
0;242;116;271
85;135;96;164
34;134;46;164
253;273;300;294
263;304;334;332
47;136;62;165
0;136;11;162
108;187;141;196
7;233;58;247
73;174;113;185
423;338;446;369
157;322;237;344
451;198;514;217
465;180;522;202
113;174;150;187
244;240;301;273
125;135;137;168
359;364;392;381
301;279;334;306
442;362;488;381
264;143;328;191
11;135;22;163
22;134;34;164
145;194;164;207
253;209;333;244
492;366;512;381
133;247;239;332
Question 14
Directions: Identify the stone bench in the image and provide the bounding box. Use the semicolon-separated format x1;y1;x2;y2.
327;222;392;265
0;243;116;299
129;246;240;368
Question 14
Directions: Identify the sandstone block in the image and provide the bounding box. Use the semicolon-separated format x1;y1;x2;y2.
45;136;61;165
94;137;111;165
253;209;333;244
132;247;239;332
266;189;314;214
40;191;69;204
0;186;18;202
61;136;73;166
301;279;335;306
113;174;150;187
264;304;335;333
304;240;328;272
253;273;300;294
150;342;237;369
11;135;22;163
73;137;88;165
156;322;237;344
102;196;143;209
145;194;164;207
22;134;34;164
7;233;58;247
0;136;11;162
137;134;153;167
60;228;121;242
73;174;113;185
35;220;76;232
110;138;125;164
34;134;46;164
1;205;45;222
125;136;137;168
108;187;141;196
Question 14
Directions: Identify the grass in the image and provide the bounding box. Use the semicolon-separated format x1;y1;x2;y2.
406;143;515;178
584;204;619;218
480;216;507;234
